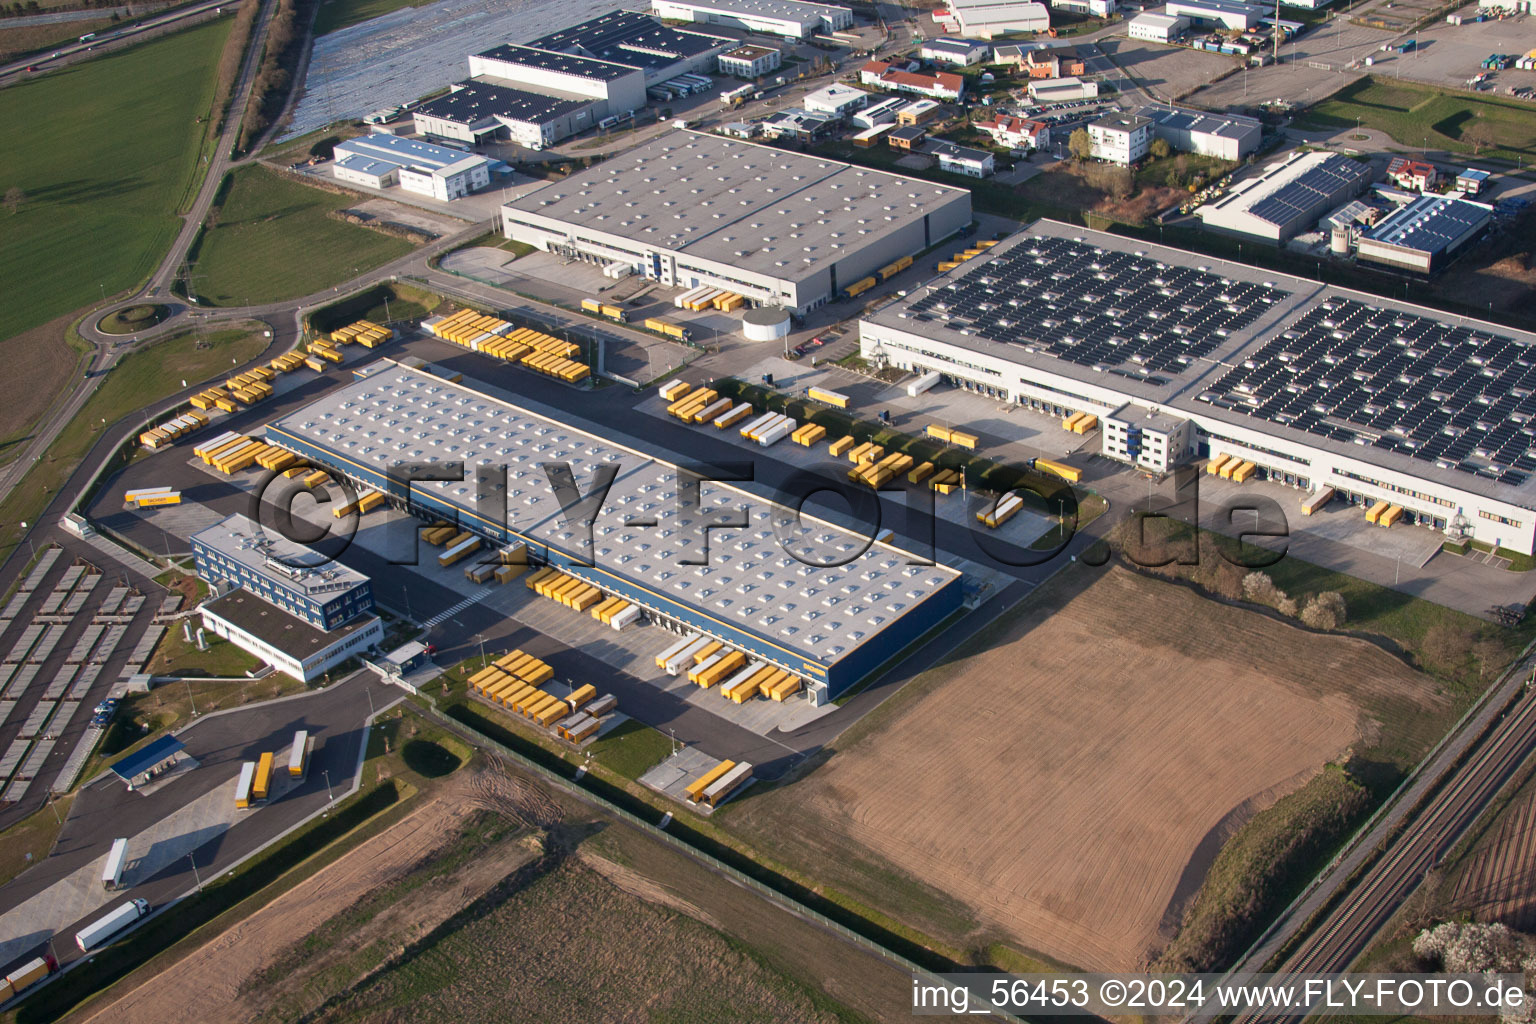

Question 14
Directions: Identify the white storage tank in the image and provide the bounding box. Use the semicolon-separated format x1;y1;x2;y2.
741;307;790;343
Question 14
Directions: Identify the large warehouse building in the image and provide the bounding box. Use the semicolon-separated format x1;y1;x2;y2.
651;0;854;39
331;135;495;200
860;221;1536;555
1197;150;1372;242
500;130;971;314
414;81;598;149
1354;193;1492;273
263;363;964;698
934;0;1051;37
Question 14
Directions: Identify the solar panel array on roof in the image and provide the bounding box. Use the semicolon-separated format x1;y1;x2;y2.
1196;298;1536;486
900;235;1287;380
1247;157;1367;228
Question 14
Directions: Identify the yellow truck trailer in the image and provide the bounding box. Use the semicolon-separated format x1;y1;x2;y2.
685;760;736;803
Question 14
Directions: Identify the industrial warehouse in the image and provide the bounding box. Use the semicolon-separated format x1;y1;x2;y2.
859;221;1536;555
500;130;972;314
261;363;965;698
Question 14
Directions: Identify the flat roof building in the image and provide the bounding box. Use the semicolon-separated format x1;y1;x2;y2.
332;135;494;200
860;59;966;100
1165;0;1262;29
651;0;854;39
263;363;964;696
860;220;1536;555
1027;75;1098;101
414;80;598;149
499;130;970;314
934;0;1051;37
192;513;374;631
1197;150;1372;242
926;140;995;177
201;590;383;684
919;37;993;64
1127;11;1189;41
524;9;732;84
1355;193;1493;273
718;43;782;77
1139;102;1261;161
801;82;869;117
1087;111;1152;166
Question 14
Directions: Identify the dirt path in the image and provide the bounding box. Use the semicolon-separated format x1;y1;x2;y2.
71;795;475;1024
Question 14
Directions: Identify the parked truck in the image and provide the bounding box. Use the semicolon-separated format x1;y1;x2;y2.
0;955;56;1003
101;837;128;890
75;898;151;952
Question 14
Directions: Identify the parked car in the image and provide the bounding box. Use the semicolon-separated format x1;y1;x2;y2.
94;698;118;715
90;713;112;727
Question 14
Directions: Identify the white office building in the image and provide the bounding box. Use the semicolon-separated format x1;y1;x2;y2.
802;82;870;117
718;43;782;77
859;220;1536;555
1087;112;1152;165
652;0;854;39
1028;75;1098;101
500;130;971;314
919;37;993;64
1127;11;1189;41
1051;0;1115;15
332;135;493;200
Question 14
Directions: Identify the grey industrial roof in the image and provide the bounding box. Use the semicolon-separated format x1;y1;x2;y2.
417;79;592;127
1090;111;1153;132
335;134;491;173
926;140;992;163
193;514;370;598
1138;102;1260;139
266;364;961;668
502;130;968;280
658;0;852;23
1168;0;1261;13
923;36;989;52
1362;194;1492;255
1203;151;1369;228
527;10;731;71
334;154;398;178
864;220;1536;503
203;590;380;659
475;43;637;81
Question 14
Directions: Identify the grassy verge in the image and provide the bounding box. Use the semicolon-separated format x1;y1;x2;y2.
145;626;264;678
185;165;414;306
1296;76;1536;165
97;305;168;336
304;282;444;335
1157;764;1374;971
0;794;75;889
0;327;268;566
0;19;232;344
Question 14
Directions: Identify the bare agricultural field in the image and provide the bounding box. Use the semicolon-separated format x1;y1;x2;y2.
1449;766;1536;931
0;309;82;466
726;567;1445;971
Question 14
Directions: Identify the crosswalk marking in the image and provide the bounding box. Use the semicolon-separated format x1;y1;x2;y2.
421;590;491;628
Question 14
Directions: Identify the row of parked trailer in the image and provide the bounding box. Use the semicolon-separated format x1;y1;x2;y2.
123;486;182;508
524;567;643;631
654;633;803;704
328;319;394;348
234;730;310;810
1206;452;1257;483
1365;500;1405;527
468;649;615;739
641;317;692;341
925;423;979;450
462;541;532;585
648;72;712;102
139;409;211;451
1061;411;1098;434
976;492;1025;529
423;310;589;383
580;298;628;322
843;254;916;299
683;757;754;808
674;286;746;312
937;239;997;273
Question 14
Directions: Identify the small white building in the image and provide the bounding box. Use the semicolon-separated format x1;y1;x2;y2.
1102;404;1195;473
934;0;1050;38
919;37;992;65
332;135;493;200
1127;11;1189;41
1140;102;1262;161
927;141;995;177
1028;75;1098;102
802;82;870;117
718;43;782;77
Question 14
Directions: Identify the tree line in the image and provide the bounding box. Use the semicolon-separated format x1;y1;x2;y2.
236;0;311;153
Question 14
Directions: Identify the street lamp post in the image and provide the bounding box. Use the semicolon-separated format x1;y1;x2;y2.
322;769;333;802
188;853;202;891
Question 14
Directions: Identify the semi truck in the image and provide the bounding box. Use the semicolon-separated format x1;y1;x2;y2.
0;955;56;1002
75;898;151;952
101;837;128;890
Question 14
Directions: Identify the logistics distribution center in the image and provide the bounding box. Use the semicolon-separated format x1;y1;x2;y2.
500;130;971;314
860;221;1536;555
262;364;964;698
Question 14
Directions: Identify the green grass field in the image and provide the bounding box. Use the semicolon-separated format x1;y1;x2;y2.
0;19;231;345
311;0;433;36
1299;77;1536;164
0;328;267;564
188;166;414;306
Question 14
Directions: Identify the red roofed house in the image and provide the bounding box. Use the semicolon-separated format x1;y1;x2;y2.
859;59;965;101
1024;46;1085;79
972;113;1051;151
1386;157;1439;193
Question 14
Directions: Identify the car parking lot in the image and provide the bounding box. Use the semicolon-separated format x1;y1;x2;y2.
1386;11;1536;95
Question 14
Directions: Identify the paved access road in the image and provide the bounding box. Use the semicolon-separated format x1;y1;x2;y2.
0;670;391;972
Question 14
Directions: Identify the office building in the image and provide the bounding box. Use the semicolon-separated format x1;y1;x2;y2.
718;43;782;77
1087;112;1152;165
1127;11;1189;41
332;135;493;200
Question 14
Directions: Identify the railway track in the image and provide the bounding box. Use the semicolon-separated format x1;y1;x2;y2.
1231;677;1536;1024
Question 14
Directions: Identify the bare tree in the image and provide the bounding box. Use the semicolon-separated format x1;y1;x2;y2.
3;187;23;215
1463;119;1496;156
